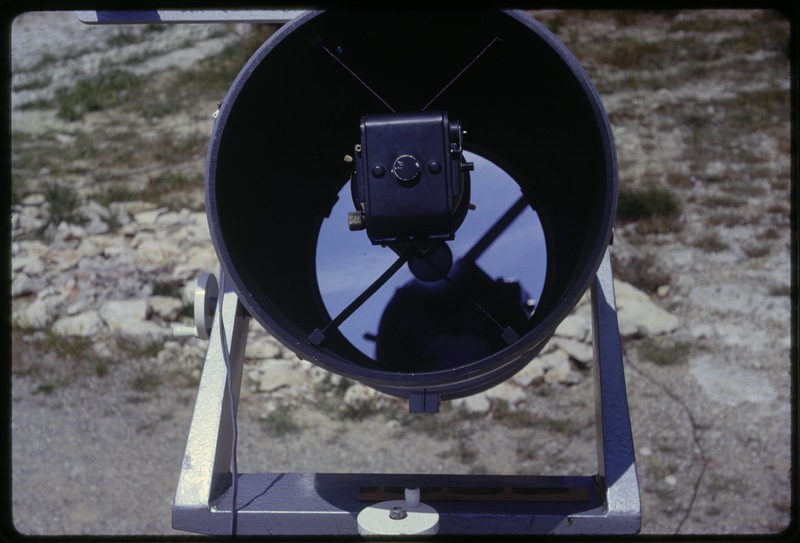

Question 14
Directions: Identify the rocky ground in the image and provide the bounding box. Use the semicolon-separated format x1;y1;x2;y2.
7;9;794;537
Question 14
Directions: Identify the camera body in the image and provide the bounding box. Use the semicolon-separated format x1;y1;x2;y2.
349;111;473;246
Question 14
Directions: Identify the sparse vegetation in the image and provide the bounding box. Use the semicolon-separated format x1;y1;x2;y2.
769;284;791;297
55;68;145;121
693;233;728;253
261;406;300;436
612;252;671;294
742;243;771;258
116;337;165;359
391;410;458;439
131;371;161;393
636;337;691;366
617;186;682;223
42;182;86;227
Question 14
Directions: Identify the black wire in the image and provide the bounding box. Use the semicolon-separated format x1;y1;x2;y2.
217;270;238;536
318;41;396;113
421;37;502;112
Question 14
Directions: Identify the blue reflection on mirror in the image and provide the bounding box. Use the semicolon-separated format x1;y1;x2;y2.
315;151;547;359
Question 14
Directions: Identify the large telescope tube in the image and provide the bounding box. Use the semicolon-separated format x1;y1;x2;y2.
206;9;617;411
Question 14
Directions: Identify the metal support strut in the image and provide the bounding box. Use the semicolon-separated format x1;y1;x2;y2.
171;248;641;536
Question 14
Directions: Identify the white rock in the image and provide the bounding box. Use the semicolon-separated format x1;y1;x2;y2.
11;239;48;270
539;348;570;379
79;200;110;221
121;320;170;343
246;335;282;360
54;250;83;272
617;318;644;338
512;357;547;387
52;311;106;337
12;297;58;329
109;200;158;217
181;281;197;306
156;210;191;226
172;246;218;279
133;207;167;224
149;295;184;321
307;365;331;384
543;353;572;384
255;358;306;392
54;222;86;241
11;211;47;235
343;382;378;407
484;382;527;404
21;193;46;206
98;299;150;332
134;238;180;263
65;299;91;316
554;305;592;342
11;273;44;298
553;337;594;367
84;217;109;235
452;392;491;413
614;279;680;336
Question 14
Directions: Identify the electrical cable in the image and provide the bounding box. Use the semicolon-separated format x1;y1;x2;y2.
217;269;239;536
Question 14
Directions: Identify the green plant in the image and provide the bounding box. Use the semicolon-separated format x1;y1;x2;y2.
617;186;681;223
261;406;300;436
769;284;791;297
636;337;691;366
116;337;164;358
42;330;93;359
131;371;161;393
392;411;457;439
611;252;671;294
93;185;140;207
42;182;86;226
693;233;728;253
55;68;144;121
703;195;745;208
742;244;771;258
107;29;144;48
34;378;72;395
152;280;185;298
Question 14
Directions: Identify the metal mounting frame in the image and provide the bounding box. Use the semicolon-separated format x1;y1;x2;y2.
171;247;641;536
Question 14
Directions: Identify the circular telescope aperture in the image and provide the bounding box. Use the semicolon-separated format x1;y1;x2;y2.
206;9;617;404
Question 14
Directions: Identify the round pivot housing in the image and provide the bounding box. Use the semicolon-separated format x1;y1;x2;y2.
357;500;439;536
205;9;617;408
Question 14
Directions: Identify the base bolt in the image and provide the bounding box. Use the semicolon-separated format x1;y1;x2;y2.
389;505;407;520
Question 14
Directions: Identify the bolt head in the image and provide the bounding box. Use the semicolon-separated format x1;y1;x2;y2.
389;505;408;520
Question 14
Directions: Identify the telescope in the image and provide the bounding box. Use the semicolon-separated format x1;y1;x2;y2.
79;8;641;536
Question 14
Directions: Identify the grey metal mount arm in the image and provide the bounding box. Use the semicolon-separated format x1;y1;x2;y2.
172;248;641;536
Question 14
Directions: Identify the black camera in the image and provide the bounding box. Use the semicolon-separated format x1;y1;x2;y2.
348;111;473;246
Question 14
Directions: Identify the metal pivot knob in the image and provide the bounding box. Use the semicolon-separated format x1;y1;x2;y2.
172;273;219;340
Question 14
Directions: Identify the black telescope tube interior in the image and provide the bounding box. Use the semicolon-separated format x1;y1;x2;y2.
207;9;616;400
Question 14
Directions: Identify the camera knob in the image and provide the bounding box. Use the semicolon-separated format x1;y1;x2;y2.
393;154;420;183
